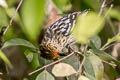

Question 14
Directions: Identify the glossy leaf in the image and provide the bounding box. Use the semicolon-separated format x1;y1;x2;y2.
2;38;37;51
84;51;104;80
36;70;55;80
0;50;12;68
21;0;45;42
72;12;104;43
52;63;77;77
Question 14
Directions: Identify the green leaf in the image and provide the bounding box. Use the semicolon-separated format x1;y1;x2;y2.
21;0;45;42
107;33;120;45
53;0;72;12
83;0;100;11
24;49;33;62
24;49;40;69
2;38;37;51
52;63;77;77
36;70;55;80
101;33;120;50
30;53;40;69
3;26;15;40
62;55;80;71
84;55;95;80
5;8;21;24
90;41;120;66
72;12;104;43
84;51;104;80
108;9;120;21
0;7;8;27
0;50;13;68
90;36;101;49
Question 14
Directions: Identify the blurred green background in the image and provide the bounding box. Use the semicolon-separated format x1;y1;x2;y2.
0;0;120;80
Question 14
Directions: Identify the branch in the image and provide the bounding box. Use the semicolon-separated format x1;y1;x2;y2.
77;45;88;74
101;42;118;51
99;0;106;16
3;0;24;35
28;52;75;76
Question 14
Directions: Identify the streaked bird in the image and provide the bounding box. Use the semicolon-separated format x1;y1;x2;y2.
40;10;88;60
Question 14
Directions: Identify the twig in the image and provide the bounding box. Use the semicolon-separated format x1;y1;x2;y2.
28;52;75;76
99;0;106;16
101;42;117;50
77;53;86;74
77;45;88;74
104;4;113;18
102;60;116;67
100;42;109;50
3;0;24;35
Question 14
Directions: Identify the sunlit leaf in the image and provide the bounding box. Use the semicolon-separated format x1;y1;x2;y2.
21;0;45;42
2;38;37;51
108;9;120;21
78;75;90;80
53;0;72;12
84;51;104;80
52;63;77;77
36;70;55;80
24;49;33;62
0;50;12;68
72;12;104;43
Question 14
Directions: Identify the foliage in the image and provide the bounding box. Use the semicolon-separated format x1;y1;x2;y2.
0;0;120;80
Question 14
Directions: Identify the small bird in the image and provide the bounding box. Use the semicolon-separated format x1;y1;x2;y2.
40;10;88;60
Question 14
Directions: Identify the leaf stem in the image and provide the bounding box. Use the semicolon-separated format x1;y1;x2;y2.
99;0;106;16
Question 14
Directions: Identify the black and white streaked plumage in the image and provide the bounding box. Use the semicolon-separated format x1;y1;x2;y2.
40;10;88;60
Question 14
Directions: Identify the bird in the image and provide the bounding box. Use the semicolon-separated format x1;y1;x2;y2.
40;10;88;60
